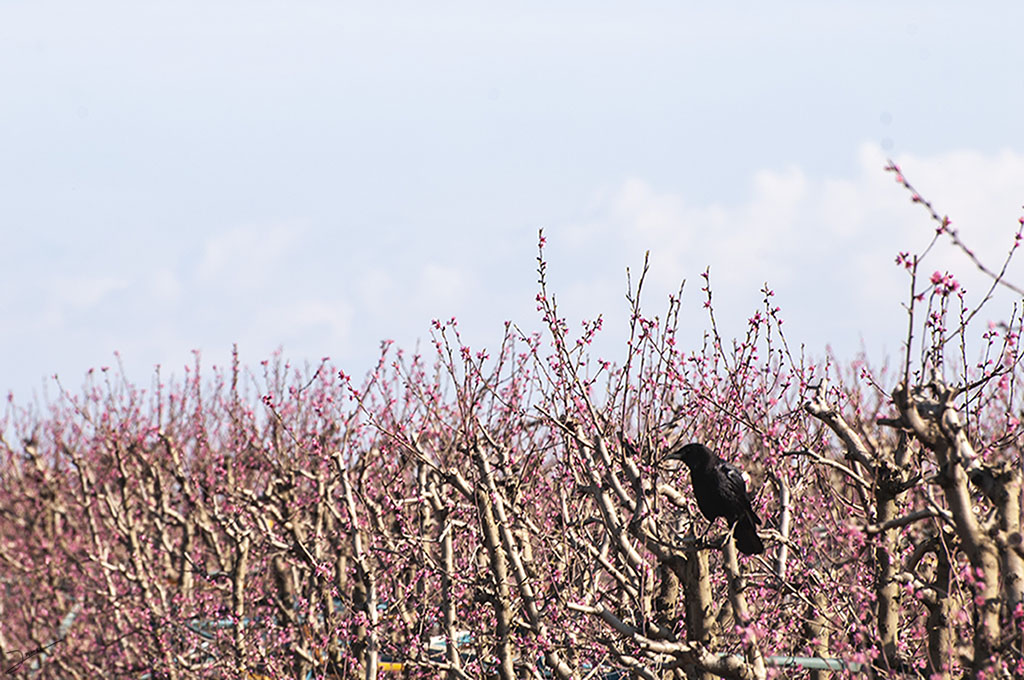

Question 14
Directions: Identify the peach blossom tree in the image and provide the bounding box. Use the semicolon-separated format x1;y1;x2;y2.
1;165;1023;680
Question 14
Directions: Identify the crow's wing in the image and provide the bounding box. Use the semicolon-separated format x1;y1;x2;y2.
733;515;765;555
715;460;761;526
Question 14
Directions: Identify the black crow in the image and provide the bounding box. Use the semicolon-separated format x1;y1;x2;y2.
666;442;764;555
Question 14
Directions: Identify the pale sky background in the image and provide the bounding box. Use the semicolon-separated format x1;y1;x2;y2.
3;2;1024;402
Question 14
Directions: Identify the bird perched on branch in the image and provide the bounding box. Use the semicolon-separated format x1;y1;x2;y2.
666;442;764;555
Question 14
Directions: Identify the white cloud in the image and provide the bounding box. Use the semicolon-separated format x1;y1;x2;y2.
50;274;128;311
198;222;302;291
282;299;354;345
554;143;1024;360
149;267;182;303
40;275;129;329
418;263;466;308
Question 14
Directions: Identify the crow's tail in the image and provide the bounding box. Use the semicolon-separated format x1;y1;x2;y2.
734;516;764;555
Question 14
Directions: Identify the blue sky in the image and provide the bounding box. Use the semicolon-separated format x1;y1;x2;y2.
3;2;1024;401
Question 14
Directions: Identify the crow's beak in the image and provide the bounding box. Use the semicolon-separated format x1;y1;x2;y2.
662;448;685;464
